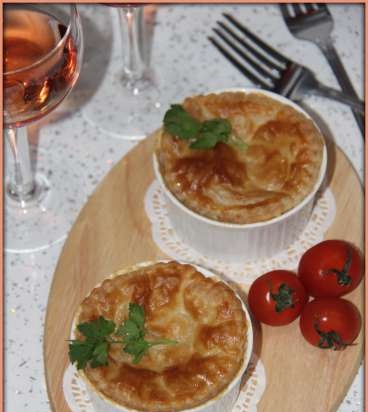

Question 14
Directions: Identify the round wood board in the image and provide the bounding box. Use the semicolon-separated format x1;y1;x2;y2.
44;133;363;412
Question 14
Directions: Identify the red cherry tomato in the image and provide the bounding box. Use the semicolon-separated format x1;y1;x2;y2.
298;240;363;298
248;270;308;326
299;298;361;350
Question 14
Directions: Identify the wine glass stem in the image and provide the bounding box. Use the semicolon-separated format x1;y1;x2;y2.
5;127;36;203
119;6;146;82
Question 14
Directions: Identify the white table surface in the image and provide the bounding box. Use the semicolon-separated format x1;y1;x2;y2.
5;4;364;411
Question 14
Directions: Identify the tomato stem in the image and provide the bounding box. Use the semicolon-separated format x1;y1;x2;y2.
313;321;349;350
322;247;353;287
270;283;295;312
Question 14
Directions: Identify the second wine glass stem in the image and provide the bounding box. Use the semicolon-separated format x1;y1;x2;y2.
6;127;36;203
119;6;146;83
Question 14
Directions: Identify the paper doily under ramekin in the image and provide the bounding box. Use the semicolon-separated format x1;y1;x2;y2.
144;180;336;284
63;355;266;412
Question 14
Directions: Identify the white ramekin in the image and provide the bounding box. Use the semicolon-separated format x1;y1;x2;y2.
153;88;327;263
71;261;254;412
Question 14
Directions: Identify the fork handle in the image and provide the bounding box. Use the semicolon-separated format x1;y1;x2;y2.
310;83;365;114
320;42;365;134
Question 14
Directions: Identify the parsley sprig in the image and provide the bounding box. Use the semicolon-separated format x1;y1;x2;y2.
163;105;247;150
116;303;177;364
69;303;177;369
69;316;116;369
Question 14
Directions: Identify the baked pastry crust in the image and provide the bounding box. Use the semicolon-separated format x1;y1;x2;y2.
157;92;324;224
77;262;247;412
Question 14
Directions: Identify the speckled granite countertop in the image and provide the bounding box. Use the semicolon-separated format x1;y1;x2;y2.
4;4;363;411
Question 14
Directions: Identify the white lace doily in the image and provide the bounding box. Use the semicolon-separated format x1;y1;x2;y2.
63;355;266;412
144;180;336;284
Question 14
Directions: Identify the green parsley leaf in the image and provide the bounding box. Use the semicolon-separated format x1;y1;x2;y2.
77;316;116;341
124;339;150;364
200;119;231;142
128;303;145;330
189;135;217;149
116;318;144;342
69;340;95;370
189;119;231;149
69;317;117;370
90;341;110;368
163;105;201;140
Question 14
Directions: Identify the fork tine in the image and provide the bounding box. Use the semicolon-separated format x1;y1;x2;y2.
292;4;303;17
316;3;329;13
280;4;292;20
217;22;285;71
304;4;315;13
213;27;278;81
208;36;271;89
223;13;289;66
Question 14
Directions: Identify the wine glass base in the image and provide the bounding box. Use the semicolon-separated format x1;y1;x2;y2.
82;71;166;140
4;148;87;254
6;173;50;206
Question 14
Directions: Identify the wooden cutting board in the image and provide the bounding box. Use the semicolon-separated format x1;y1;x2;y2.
44;133;364;412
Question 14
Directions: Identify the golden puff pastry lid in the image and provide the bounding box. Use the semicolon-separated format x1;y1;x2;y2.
157;92;325;224
76;261;248;412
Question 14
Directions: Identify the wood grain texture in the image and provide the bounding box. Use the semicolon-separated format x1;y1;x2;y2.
44;134;363;412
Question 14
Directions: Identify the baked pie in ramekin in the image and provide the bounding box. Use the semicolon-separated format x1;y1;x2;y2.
153;89;327;261
71;261;253;412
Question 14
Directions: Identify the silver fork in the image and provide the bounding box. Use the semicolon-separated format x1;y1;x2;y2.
280;3;364;134
209;13;364;114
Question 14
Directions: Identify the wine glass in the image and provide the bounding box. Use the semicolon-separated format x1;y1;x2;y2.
81;4;178;140
4;4;84;253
